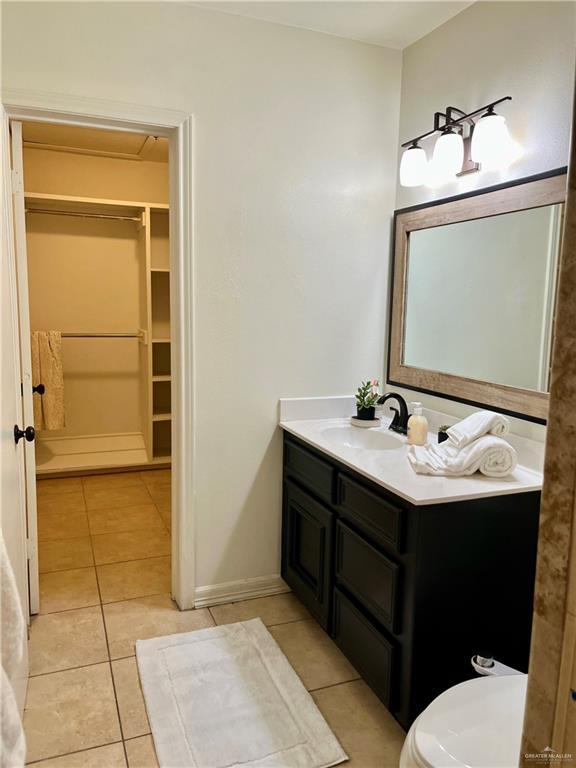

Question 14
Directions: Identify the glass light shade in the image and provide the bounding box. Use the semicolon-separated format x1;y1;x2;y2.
399;145;427;187
471;113;518;169
429;131;464;184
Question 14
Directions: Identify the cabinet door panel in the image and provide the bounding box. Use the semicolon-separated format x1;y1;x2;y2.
282;481;333;629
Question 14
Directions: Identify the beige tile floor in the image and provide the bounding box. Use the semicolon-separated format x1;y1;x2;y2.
27;470;405;767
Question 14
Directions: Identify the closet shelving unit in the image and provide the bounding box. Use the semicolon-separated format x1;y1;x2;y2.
26;192;172;474
149;206;172;462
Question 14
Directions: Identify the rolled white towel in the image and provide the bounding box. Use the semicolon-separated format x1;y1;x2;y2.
407;435;517;478
446;410;510;449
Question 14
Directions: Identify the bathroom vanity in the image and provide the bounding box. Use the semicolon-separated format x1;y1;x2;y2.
280;419;542;729
278;170;562;729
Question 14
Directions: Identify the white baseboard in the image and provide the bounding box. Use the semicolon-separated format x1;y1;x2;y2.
194;575;290;609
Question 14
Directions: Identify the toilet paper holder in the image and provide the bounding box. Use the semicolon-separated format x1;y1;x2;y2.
471;652;523;677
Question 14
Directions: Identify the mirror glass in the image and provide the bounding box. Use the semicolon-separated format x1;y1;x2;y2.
403;204;563;392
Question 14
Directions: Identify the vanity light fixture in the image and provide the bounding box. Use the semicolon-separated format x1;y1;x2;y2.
399;141;428;187
430;126;464;184
399;96;514;187
471;105;521;169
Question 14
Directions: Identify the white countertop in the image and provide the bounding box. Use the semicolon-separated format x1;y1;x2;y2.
280;416;543;506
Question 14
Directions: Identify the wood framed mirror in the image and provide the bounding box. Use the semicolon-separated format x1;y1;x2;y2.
388;169;567;423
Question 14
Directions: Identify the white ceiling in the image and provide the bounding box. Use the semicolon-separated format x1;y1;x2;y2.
192;1;474;49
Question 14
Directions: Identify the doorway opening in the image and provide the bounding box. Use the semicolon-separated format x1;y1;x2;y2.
17;119;173;611
5;92;195;612
22;121;173;474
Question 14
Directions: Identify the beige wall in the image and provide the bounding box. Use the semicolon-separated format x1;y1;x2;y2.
2;2;402;589
23;147;169;203
389;1;576;440
26;214;143;438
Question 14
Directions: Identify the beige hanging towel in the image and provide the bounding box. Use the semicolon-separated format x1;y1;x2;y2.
31;331;65;430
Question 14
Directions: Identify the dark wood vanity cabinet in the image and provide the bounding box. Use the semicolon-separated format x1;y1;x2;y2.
281;433;541;729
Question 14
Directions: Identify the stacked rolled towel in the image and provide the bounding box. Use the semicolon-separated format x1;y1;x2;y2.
446;410;510;448
407;410;517;478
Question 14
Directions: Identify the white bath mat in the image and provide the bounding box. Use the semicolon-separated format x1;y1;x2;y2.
136;618;348;768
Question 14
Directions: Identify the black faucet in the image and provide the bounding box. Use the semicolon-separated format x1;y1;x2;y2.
377;392;410;435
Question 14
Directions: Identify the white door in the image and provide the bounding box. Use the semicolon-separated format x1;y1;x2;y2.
0;107;29;710
10;120;39;614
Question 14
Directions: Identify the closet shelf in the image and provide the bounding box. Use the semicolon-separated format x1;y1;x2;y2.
25;192;168;218
153;413;172;422
151;268;170;273
152;338;171;344
153;375;172;382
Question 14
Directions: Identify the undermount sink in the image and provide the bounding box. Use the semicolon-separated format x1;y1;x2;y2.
320;425;404;452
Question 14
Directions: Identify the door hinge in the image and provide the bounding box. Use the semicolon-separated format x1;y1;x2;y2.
26;538;36;561
11;169;23;195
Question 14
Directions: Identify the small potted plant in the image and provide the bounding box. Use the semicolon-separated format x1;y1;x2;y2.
355;379;380;420
438;425;450;444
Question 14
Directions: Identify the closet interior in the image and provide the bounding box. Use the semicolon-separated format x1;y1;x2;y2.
22;122;173;475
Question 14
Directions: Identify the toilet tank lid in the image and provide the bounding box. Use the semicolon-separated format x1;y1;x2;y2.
414;674;528;768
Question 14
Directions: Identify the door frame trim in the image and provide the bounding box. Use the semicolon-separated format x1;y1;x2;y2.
2;88;196;609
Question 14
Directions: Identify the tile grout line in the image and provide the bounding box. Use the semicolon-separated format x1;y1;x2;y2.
32;608;312;672
308;675;363;694
40;547;169;575
29;659;113;679
32;472;170;766
31;477;127;765
88;474;168;764
206;611;311;630
145;485;171;536
37;588;172;615
26;740;125;766
83;476;131;768
39;554;171;577
261;616;312;628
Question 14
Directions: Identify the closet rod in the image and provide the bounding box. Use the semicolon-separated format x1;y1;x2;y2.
62;332;142;338
25;208;141;222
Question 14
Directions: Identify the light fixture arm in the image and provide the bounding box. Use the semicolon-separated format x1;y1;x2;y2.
401;96;511;148
446;106;475;133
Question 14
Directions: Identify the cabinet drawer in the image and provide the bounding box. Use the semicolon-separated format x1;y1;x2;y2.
336;521;400;633
337;474;402;551
332;588;396;708
284;439;336;504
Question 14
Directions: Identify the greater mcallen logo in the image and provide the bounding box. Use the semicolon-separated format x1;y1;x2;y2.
524;746;573;763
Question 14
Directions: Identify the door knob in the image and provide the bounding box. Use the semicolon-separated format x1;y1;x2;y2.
32;384;45;395
14;425;35;444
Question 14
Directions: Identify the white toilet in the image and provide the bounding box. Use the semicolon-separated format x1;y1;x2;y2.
400;674;527;768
